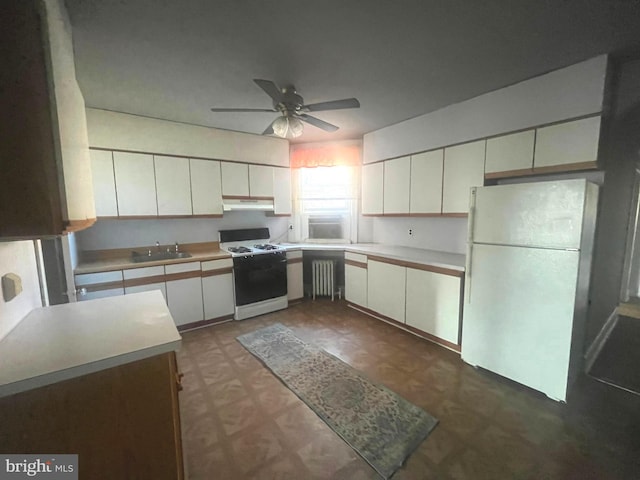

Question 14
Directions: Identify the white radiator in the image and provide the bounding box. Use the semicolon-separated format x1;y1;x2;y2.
312;260;335;301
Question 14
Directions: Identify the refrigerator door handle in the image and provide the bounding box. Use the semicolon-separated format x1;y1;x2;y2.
466;243;472;303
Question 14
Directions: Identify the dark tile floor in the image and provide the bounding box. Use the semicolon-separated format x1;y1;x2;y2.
177;300;640;479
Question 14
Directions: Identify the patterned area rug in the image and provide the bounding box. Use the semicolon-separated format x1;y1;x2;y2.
237;323;438;479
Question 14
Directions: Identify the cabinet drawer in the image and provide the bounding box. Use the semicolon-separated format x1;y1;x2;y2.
123;266;165;280
345;252;367;264
201;258;233;271
286;250;303;260
75;270;123;286
165;262;200;274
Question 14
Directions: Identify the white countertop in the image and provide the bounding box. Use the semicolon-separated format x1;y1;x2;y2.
280;243;466;272
0;291;181;398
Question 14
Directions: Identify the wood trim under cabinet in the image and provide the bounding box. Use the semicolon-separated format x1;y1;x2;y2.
221;195;274;201
64;218;97;233
485;168;535;180
367;255;463;277
164;270;202;282
201;267;233;277
440;212;468;218
80;280;124;293
177;314;234;331
287;257;303;265
531;161;598;175
349;304;461;352
123;275;168;288
345;259;367;269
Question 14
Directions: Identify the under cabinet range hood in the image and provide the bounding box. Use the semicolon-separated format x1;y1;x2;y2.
222;198;274;212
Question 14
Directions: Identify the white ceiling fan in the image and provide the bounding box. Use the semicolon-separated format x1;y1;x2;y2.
210;79;360;139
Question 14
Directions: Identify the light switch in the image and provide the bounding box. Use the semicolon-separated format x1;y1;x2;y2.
2;273;23;302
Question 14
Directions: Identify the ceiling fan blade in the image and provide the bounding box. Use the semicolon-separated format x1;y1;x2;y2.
303;98;360;112
297;114;339;132
210;107;276;112
262;121;275;135
254;79;283;102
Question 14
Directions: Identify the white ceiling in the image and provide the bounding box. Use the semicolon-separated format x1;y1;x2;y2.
65;0;640;144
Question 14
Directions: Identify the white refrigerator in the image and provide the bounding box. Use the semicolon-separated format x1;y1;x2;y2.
461;179;599;401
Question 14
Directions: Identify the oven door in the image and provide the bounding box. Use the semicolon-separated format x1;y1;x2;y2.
233;252;288;306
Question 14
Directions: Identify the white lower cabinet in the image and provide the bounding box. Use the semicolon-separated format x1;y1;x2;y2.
345;252;367;307
286;251;303;301
165;262;203;327
75;270;124;302
405;268;461;345
367;259;406;322
201;259;234;320
123;266;167;302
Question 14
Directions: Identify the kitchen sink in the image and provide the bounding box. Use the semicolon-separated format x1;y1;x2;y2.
131;251;192;263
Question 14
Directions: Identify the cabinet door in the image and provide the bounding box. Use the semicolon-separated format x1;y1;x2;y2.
190;159;223;215
410;150;443;214
90;150;118;217
362;163;384;215
75;270;124;302
442;140;485;214
345;264;367;307
154;156;192;216
273;167;292;215
249;164;274;197
113;152;158;216
367;260;406;322
485;130;535;174
383;156;411;214
165;262;203;327
202;273;234;320
123;266;167;301
286;251;304;300
406;268;461;345
221;162;249;196
534;116;601;169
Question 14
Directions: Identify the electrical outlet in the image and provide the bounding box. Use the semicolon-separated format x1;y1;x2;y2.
408;229;413;236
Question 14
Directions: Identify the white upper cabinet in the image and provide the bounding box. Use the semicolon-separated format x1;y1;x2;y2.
383;156;411;214
362;162;384;215
113;152;158;216
485;130;535;174
154;156;192;216
410;150;443;214
221;162;249;196
534;116;601;168
90;150;118;217
442;140;485;214
190;159;223;215
273;168;292;215
249;165;274;197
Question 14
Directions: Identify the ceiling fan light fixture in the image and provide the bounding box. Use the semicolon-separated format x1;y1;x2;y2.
272;116;304;139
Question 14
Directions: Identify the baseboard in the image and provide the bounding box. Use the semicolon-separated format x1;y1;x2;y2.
584;308;619;372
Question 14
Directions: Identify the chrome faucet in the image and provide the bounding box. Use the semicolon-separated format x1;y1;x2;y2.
156;241;161;252
175;242;179;253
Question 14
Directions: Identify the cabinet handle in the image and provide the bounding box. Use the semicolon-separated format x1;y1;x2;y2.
175;372;184;392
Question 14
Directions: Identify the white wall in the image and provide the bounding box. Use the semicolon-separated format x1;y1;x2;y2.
75;213;290;251
371;217;468;254
363;55;607;163
86;109;290;167
0;241;42;341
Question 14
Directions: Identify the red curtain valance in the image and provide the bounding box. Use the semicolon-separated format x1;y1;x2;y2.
290;145;361;168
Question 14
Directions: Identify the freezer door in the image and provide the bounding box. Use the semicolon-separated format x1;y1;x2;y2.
470;179;587;249
461;243;580;401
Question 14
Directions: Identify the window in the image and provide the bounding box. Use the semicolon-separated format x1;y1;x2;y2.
294;166;358;242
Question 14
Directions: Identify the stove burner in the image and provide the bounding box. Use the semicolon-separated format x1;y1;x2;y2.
253;244;279;250
227;246;252;253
